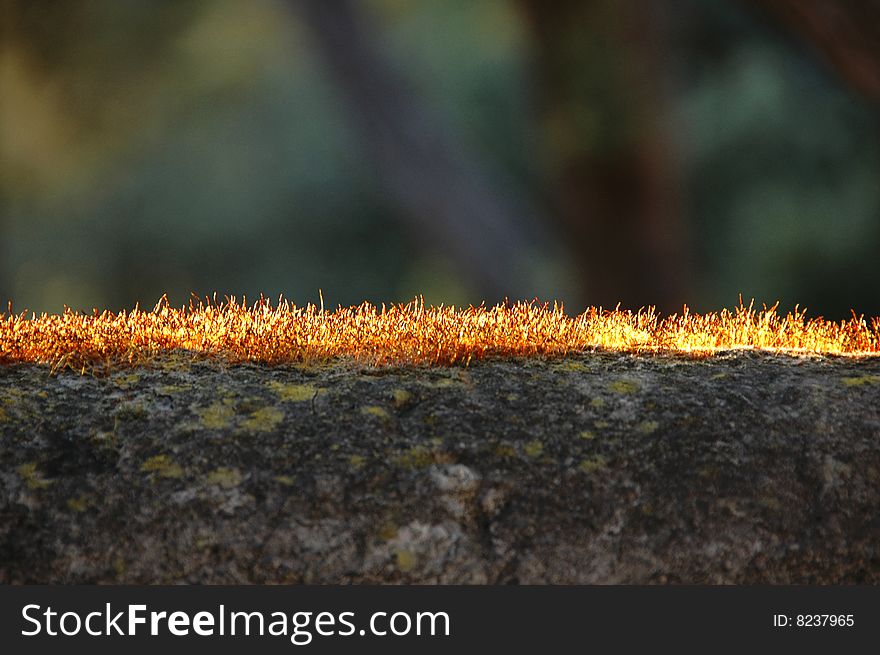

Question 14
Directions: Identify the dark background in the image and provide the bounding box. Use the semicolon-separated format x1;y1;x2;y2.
2;0;879;318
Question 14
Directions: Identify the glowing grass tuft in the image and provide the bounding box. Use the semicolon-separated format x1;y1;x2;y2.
1;295;878;373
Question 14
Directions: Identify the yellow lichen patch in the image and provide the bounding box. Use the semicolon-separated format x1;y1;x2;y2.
494;443;516;458
579;455;607;473
153;352;196;372
2;388;25;402
206;467;242;489
595;420;610;429
609;379;640;394
361;405;390;420
637;420;659;435
590;397;605;408
196;401;236;430
378;524;398;541
711;372;728;380
17;462;52;489
116;400;147;420
394;445;451;469
420;376;460;388
158;384;190;394
698;465;719;480
241;406;285;432
759;496;782;511
66;494;90;512
113;373;140;389
90;425;118;448
267;381;319;402
274;475;295;486
395;446;431;469
523;440;544;458
140;454;184;479
579;430;595;440
841;375;880;387
349;454;366;469
555;360;590;373
394;548;417;572
1;390;39;421
391;388;412;408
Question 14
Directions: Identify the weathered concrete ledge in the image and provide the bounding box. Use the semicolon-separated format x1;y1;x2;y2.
1;350;879;583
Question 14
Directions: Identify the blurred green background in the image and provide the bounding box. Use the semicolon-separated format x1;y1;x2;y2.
2;0;879;318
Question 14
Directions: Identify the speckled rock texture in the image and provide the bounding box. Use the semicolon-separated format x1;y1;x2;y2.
1;350;879;583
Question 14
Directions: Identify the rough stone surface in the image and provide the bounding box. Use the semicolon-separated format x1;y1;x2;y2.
1;350;879;583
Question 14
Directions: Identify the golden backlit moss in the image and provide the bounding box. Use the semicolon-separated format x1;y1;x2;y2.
1;295;878;373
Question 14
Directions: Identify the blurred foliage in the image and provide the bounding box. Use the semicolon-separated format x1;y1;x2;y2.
676;0;880;317
1;0;878;317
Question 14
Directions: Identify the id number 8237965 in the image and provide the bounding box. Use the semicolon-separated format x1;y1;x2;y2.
773;614;854;627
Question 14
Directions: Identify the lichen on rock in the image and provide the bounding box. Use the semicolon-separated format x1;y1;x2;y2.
1;350;879;583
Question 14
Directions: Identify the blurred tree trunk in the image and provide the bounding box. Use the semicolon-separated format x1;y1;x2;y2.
294;0;556;302
519;0;690;313
749;0;880;106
